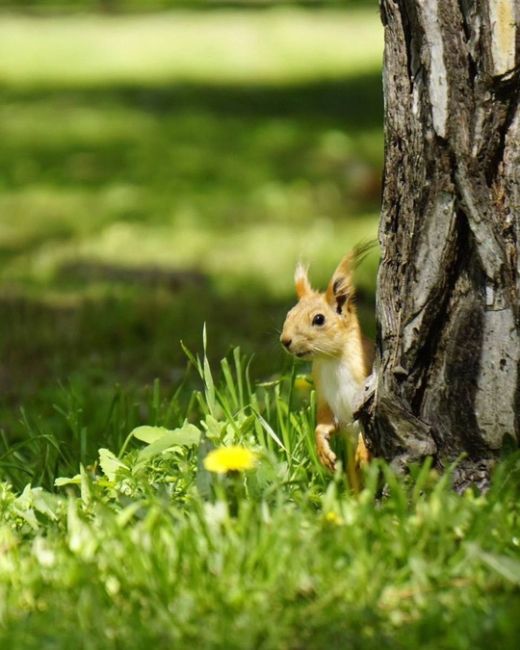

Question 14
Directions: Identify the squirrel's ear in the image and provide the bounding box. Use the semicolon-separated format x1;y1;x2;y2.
326;254;354;314
294;262;312;298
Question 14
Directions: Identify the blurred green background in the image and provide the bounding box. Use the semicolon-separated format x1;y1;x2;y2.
0;0;382;455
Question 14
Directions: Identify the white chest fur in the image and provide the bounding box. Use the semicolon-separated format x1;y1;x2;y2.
314;358;361;428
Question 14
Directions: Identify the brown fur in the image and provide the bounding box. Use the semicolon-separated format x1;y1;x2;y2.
280;251;374;488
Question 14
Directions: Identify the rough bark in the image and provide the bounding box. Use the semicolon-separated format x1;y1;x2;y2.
357;0;520;490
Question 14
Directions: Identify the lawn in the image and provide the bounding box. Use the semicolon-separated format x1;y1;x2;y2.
0;6;518;649
0;347;519;649
0;6;382;472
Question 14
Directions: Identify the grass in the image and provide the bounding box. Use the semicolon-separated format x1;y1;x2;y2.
0;7;382;448
0;344;519;649
1;7;518;648
0;9;383;87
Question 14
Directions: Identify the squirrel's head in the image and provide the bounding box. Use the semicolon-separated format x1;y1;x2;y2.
280;253;358;360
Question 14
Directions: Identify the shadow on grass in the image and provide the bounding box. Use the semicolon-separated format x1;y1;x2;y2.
57;260;208;290
1;72;383;125
0;267;375;395
0;275;290;480
0;258;376;384
0;73;383;207
0;279;289;397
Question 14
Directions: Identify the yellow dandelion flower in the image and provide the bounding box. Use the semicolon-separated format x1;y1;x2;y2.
203;446;258;474
323;511;343;526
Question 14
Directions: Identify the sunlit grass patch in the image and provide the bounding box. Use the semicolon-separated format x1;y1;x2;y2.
0;185;142;249
0;9;383;88
2;216;378;294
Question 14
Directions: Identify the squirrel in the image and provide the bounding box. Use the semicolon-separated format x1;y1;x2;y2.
280;247;375;490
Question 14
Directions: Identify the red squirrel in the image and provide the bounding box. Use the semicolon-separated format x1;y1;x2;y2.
280;249;374;489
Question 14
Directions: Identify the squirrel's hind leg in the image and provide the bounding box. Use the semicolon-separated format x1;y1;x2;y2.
354;433;371;467
346;432;371;494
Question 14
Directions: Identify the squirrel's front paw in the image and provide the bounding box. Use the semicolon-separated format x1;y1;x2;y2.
316;426;336;471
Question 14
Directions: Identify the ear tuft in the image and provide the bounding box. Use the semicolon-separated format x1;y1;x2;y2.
294;262;312;298
326;242;376;314
326;254;355;313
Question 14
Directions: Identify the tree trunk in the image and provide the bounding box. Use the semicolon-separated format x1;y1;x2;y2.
357;0;520;490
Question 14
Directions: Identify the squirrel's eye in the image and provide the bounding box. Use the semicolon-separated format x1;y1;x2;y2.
312;313;325;326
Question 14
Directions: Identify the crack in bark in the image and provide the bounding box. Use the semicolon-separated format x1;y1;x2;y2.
409;209;465;416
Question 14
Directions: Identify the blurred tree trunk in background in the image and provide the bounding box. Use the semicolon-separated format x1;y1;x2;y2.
358;0;520;490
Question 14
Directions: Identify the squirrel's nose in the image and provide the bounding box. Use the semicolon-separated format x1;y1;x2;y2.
281;338;292;349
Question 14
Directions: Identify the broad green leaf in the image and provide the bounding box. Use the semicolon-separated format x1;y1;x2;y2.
55;475;81;487
131;425;170;445
238;414;256;435
203;414;225;441
137;424;201;462
31;489;58;521
98;448;128;481
13;505;39;531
